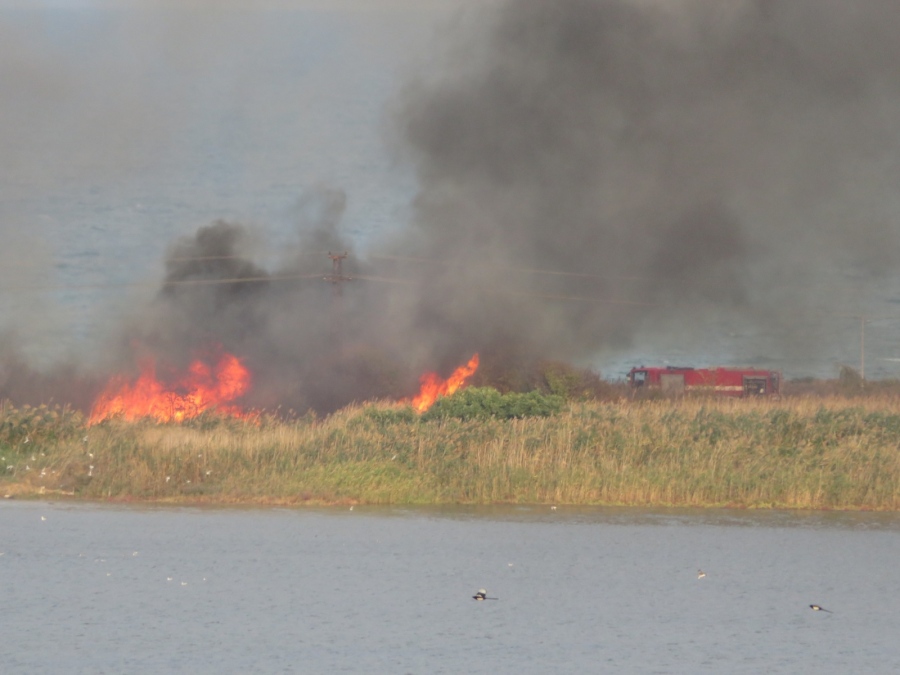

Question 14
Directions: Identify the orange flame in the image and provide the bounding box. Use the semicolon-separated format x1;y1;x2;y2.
89;349;251;425
410;353;480;413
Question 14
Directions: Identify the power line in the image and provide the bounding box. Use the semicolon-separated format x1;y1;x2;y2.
0;272;325;294
166;252;327;262
6;248;892;295
4;251;900;320
365;253;651;283
353;274;656;306
0;270;895;317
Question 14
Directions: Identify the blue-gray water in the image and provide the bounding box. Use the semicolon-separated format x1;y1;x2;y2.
2;501;900;674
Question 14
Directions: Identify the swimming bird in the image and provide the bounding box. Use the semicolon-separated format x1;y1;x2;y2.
697;569;706;579
473;589;498;600
810;604;832;613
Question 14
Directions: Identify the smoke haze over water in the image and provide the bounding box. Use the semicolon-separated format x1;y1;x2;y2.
3;0;900;411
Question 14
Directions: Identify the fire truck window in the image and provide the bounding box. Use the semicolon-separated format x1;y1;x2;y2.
743;377;767;395
634;371;647;386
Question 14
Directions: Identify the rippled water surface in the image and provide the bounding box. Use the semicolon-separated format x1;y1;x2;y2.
2;502;900;673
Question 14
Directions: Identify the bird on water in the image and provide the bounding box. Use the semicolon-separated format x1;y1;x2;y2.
809;604;833;613
697;569;706;579
473;589;498;601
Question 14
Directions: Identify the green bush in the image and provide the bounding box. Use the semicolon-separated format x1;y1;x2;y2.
363;404;419;426
422;387;565;421
535;360;619;400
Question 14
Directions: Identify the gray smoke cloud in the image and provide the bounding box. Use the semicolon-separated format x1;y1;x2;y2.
387;0;900;366
5;0;900;412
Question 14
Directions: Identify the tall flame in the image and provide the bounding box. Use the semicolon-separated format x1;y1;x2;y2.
411;353;480;413
89;349;251;424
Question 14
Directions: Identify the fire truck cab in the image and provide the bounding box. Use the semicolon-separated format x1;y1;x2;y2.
627;366;780;397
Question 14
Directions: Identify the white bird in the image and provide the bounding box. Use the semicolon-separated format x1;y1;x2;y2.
697;569;706;579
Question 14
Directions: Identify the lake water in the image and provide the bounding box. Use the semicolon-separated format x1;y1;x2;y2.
2;501;899;674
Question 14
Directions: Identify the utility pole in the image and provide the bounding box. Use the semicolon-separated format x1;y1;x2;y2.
326;251;351;298
860;315;866;383
325;251;351;340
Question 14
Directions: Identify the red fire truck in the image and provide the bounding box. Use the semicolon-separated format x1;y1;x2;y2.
627;366;781;397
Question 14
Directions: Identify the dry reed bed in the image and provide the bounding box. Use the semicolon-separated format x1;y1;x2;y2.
3;396;900;509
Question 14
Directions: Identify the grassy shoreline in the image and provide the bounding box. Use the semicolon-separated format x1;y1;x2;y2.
4;395;900;510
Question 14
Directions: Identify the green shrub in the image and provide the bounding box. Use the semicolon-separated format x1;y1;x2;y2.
362;404;418;426
535;360;622;401
422;387;565;421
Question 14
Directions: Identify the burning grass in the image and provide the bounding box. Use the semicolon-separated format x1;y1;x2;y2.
4;394;900;510
88;347;253;424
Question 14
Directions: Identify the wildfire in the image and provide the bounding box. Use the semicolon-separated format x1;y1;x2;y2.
410;353;480;413
89;349;251;424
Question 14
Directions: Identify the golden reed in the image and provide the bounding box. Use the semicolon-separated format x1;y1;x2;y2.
3;395;900;510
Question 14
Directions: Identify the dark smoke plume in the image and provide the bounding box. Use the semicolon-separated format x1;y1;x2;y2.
387;0;900;366
103;188;412;414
